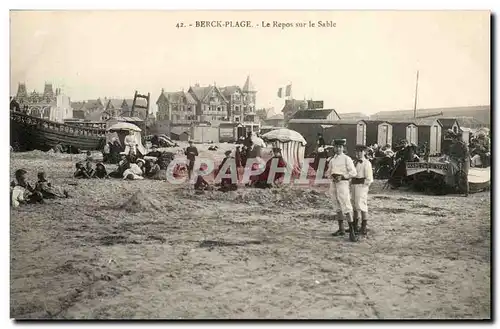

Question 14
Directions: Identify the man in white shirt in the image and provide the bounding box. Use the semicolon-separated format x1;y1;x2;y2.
351;145;374;236
326;139;359;242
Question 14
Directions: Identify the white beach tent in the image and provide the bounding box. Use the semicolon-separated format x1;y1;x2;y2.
107;122;146;155
261;128;307;171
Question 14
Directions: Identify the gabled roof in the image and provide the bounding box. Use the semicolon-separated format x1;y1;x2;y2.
292;109;337;120
123;98;149;109
437;118;459;129
414;118;443;127
106;98;124;110
188;85;228;103
161;91;197;104
242;76;256;92
220;85;242;97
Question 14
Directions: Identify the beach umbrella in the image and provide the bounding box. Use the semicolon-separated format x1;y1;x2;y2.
107;122;142;132
261;128;307;145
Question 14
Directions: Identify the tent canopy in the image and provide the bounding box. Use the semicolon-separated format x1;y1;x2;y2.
107;122;142;132
262;128;307;145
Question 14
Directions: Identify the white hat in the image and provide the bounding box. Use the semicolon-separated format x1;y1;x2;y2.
137;158;145;164
120;151;127;155
318;147;324;153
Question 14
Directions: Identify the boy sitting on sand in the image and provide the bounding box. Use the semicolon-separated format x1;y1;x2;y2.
35;172;70;199
94;163;109;179
74;163;91;179
11;169;44;207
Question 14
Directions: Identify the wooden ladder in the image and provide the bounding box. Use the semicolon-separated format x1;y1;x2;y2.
130;90;151;136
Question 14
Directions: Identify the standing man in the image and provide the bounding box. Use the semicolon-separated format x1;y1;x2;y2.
185;140;199;181
448;129;470;196
351;145;374;236
326;139;358;242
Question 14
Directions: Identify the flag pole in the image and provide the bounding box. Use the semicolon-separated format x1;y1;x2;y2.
413;70;419;119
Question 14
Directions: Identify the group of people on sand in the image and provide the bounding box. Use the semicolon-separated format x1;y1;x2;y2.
11;169;69;208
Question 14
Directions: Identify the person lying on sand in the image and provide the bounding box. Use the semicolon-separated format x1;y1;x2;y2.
35;172;70;199
74;163;91;179
85;162;95;177
11;169;44;207
122;159;145;180
109;154;130;178
94;163;109;179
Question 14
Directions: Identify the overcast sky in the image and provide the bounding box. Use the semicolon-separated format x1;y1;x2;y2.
10;10;490;115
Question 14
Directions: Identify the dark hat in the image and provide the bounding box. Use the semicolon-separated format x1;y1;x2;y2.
224;150;232;156
37;171;46;178
333;139;347;146
15;168;27;178
96;162;105;168
272;147;282;152
355;144;367;151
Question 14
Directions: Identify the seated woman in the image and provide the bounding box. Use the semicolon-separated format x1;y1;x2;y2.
94;163;109;179
74;163;91;179
145;159;161;179
122;159;145;180
11;169;44;207
217;150;238;192
194;164;213;192
35;172;69;199
253;147;287;189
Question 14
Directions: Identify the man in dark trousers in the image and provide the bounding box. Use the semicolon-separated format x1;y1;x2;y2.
448;129;470;196
185;140;199;180
218;150;238;192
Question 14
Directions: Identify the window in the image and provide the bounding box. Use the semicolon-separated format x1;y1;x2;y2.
235;117;240;122
453;125;458;133
217;106;221;112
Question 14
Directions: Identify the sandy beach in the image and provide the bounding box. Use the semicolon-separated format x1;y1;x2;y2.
10;149;491;319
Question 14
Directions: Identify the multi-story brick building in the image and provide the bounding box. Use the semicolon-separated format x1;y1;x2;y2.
156;75;258;127
156;90;200;122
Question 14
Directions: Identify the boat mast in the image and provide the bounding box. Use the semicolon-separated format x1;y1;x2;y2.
413;70;419;119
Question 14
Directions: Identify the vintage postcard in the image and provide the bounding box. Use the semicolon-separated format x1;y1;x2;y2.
9;10;490;319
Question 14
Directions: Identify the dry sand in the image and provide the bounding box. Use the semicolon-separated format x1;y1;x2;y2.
10;150;491;319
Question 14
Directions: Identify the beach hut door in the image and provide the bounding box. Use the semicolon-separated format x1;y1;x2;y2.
378;124;390;146
406;125;418;144
357;123;366;145
430;125;439;155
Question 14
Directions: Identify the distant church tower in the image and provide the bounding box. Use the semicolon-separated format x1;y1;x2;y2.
16;83;28;102
242;75;256;112
43;82;55;102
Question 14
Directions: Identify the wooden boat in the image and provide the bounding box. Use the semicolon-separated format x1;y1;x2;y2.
10;111;107;152
405;161;490;193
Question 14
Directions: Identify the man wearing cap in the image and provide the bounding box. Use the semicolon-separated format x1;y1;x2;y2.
351;145;373;236
326;139;359;242
185;140;199;180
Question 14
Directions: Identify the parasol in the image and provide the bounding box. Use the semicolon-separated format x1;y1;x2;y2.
261;128;307;145
107;122;142;132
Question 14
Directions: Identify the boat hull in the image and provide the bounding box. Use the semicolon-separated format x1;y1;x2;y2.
10;111;106;152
